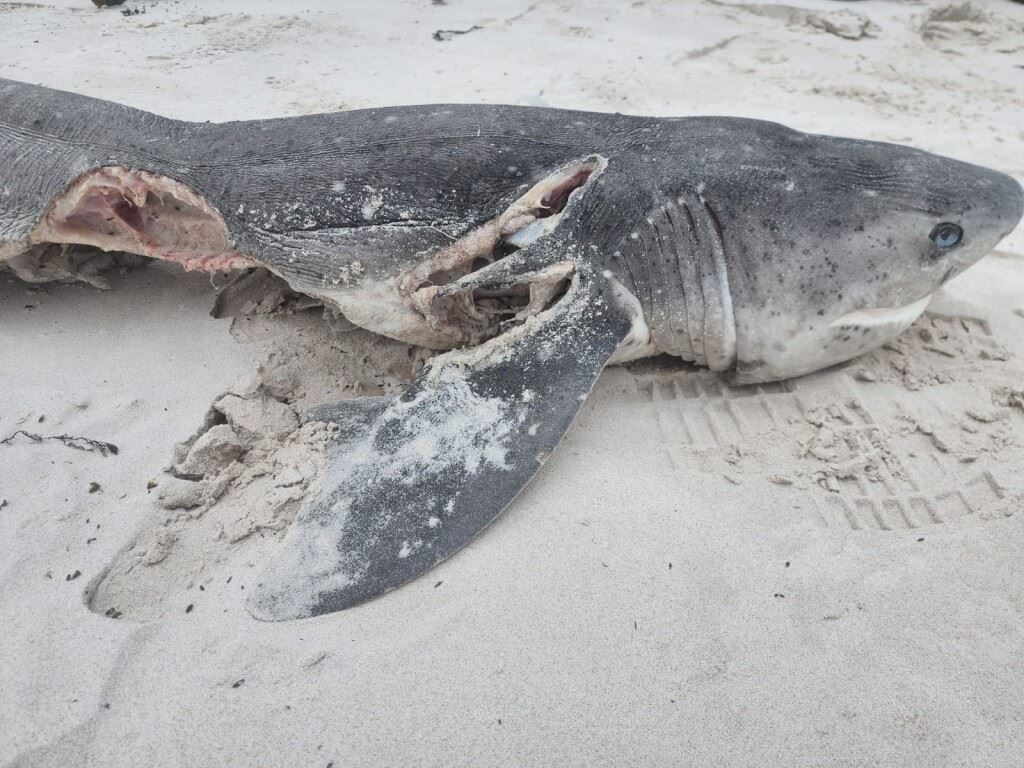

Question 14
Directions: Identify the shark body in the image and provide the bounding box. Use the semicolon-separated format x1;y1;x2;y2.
1;79;1020;618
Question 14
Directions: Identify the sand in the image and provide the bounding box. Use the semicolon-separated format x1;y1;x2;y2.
2;0;1024;765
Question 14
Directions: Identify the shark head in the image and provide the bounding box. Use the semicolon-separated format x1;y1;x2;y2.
720;128;1024;383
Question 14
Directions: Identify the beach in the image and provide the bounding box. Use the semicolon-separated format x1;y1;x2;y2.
2;1;1023;765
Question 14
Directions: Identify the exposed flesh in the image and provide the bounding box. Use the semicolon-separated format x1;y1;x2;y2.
14;159;599;347
399;157;604;344
30;167;255;273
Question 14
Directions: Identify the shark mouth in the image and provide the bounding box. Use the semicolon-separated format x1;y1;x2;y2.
398;156;605;345
740;292;935;384
829;293;932;333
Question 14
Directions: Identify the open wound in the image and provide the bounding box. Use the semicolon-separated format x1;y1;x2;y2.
30;166;254;273
398;156;605;345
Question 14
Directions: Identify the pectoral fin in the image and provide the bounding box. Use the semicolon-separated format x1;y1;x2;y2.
247;270;635;620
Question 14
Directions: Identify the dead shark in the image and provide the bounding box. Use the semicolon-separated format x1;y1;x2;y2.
1;79;1020;619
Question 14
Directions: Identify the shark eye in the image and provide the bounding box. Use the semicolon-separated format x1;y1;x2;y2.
930;222;963;249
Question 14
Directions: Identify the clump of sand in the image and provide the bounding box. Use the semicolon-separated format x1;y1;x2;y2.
89;306;426;622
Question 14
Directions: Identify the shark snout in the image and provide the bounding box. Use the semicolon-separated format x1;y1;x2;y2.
938;156;1022;241
933;166;1022;288
993;170;1024;240
936;162;1023;279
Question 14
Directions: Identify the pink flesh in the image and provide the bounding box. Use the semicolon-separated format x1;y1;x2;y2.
32;167;255;272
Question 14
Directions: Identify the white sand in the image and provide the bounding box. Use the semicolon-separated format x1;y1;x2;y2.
2;0;1024;765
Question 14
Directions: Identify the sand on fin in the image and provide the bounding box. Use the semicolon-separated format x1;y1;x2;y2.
247;269;636;620
304;396;395;448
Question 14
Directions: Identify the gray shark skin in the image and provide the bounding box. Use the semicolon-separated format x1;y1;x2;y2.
1;79;1020;619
